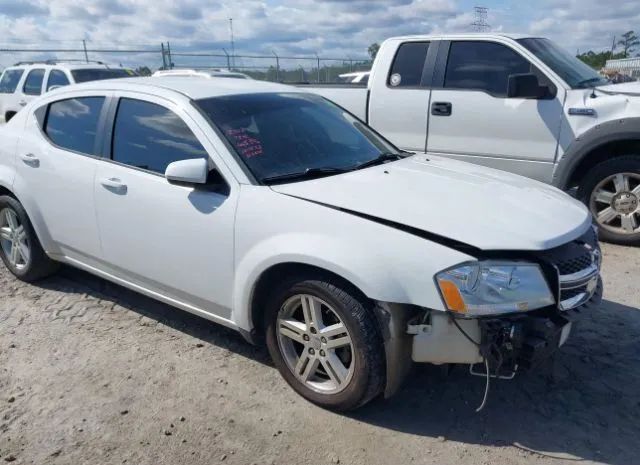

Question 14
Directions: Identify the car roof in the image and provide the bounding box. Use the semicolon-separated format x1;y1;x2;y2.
71;76;299;100
4;63;118;71
387;32;533;41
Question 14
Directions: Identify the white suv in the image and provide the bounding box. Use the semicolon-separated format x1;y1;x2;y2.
0;77;602;410
0;61;133;123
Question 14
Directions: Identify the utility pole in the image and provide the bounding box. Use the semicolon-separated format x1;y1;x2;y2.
82;39;89;63
229;18;235;69
610;35;617;58
471;6;490;32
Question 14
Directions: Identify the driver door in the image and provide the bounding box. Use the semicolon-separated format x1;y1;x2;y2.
94;94;237;318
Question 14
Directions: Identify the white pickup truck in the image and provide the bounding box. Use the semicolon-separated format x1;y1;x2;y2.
305;33;640;245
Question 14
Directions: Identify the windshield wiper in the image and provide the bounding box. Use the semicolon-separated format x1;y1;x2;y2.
261;167;347;184
350;152;405;171
575;77;606;89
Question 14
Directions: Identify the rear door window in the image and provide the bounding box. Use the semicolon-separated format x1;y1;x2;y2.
111;98;207;174
23;69;45;96
44;97;105;155
0;69;25;93
388;42;431;87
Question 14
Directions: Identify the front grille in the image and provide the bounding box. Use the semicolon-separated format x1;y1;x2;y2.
534;228;600;311
556;252;592;276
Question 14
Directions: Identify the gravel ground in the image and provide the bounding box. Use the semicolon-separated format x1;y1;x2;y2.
0;243;638;465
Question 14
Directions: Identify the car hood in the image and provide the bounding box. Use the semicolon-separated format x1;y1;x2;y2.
271;155;592;251
598;81;640;95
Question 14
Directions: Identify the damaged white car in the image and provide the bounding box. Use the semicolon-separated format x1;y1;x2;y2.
0;77;602;410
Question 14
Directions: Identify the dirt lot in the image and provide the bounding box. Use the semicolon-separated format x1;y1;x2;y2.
0;243;638;465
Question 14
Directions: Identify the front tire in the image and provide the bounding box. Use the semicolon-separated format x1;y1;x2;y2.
264;276;385;411
0;196;58;281
578;156;640;245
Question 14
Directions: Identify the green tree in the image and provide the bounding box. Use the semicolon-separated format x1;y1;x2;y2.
618;30;640;57
368;43;380;60
577;50;626;69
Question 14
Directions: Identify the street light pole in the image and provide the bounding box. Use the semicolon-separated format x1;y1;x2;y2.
229;18;235;69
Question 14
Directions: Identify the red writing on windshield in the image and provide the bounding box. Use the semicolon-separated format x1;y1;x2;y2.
225;127;263;158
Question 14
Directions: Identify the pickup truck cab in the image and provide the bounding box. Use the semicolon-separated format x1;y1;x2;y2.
0;77;602;410
305;33;640;245
0;61;133;124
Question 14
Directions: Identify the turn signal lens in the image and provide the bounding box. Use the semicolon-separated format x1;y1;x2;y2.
438;279;467;313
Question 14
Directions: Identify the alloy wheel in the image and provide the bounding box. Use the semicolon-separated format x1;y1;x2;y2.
0;208;31;271
276;294;355;394
590;172;640;235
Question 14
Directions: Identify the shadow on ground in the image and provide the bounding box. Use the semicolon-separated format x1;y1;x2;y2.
36;266;640;465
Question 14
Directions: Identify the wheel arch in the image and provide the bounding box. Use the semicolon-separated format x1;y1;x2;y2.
553;118;640;190
247;261;372;342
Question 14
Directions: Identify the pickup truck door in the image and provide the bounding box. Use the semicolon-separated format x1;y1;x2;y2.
426;40;566;183
368;41;436;152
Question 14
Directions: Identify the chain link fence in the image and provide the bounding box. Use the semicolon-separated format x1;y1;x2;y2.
0;41;372;84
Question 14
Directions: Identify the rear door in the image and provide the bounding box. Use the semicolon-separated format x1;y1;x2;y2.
426;39;565;182
14;94;106;260
368;40;436;152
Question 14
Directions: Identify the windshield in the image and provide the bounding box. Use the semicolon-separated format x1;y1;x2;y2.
195;92;399;183
517;38;609;89
71;68;133;83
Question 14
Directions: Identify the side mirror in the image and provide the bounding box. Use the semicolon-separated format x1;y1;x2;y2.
507;73;542;99
165;158;208;185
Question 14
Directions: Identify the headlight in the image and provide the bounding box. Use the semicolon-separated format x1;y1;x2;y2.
435;261;555;317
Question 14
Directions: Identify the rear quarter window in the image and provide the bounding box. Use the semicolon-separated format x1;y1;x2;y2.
0;69;25;94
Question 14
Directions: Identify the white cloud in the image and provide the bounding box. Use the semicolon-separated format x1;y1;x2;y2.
0;0;638;70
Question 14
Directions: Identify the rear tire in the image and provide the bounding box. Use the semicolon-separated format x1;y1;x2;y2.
0;195;58;281
264;275;385;411
577;156;640;246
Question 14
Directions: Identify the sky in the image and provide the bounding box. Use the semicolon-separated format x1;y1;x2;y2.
0;0;638;69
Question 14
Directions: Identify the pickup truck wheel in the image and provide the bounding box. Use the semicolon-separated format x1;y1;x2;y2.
0;196;58;281
578;157;640;245
264;276;385;411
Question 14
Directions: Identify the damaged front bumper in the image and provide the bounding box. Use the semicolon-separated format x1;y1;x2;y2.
410;277;603;374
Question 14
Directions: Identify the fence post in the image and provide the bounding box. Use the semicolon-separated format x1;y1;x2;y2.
223;49;231;70
160;43;167;69
272;51;279;82
82;40;89;63
315;53;320;83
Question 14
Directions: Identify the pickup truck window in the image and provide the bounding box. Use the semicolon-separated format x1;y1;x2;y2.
195;92;397;183
112;98;208;174
0;69;24;93
23;69;45;96
388;42;430;87
517;38;609;89
444;41;531;97
44;97;105;155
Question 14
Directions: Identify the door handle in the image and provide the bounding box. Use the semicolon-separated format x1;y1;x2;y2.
100;177;127;193
19;100;27;107
19;153;39;166
431;101;452;116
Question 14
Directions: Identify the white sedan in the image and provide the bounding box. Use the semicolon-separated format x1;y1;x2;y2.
0;77;602;410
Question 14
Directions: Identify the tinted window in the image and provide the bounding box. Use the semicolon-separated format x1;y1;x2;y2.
45;97;105;154
196;93;396;183
0;70;24;93
71;69;131;83
23;69;45;95
445;41;531;97
388;42;430;87
112;99;207;174
47;70;70;91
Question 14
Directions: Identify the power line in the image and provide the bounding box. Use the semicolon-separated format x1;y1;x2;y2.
471;6;491;32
